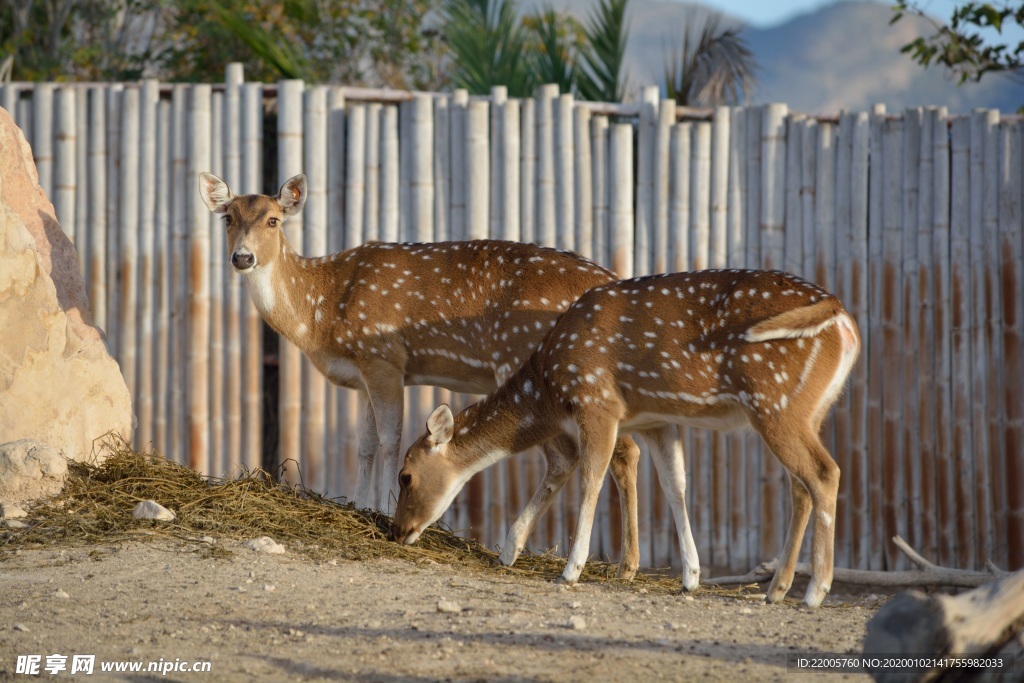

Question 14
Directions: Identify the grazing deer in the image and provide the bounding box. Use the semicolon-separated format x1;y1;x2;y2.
391;269;861;607
197;172;643;577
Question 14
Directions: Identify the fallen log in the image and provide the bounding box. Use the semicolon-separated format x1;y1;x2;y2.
705;536;1009;590
862;569;1024;683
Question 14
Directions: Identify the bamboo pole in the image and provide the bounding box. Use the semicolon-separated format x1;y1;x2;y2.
760;103;787;270
802;118;821;282
363;102;381;244
345;104;366;249
668;123;691;272
433;96;450;241
915;107;938;563
651;100;673;274
0;84;17;121
950;115;974;569
277;79;304;484
222;64;244;476
555;93;575;251
814;121;835;288
117;85;140;428
87;87;108;336
901;108;923;559
302;86;329;493
327;86;350;498
972;109;1001;566
465;99;489;240
490;86;507;242
608;123;633;280
450;90;468;242
105;85;123;361
589;115;608;267
154;98;171;458
572;105;591;258
53;87;76;240
866;106;886;569
169;85;188;466
709;106;730;272
520;97;536;245
881;116;907;568
848;111;871;569
690;122;711;270
187;84;213;475
998;119;1024;569
726;107;746;270
634;86;658;277
834;114;854;567
208;91;225;475
744;107;762;269
932;107;954;568
409;94;434;241
380;104;400;242
74;86;88;278
16;93;31;141
535;84;557;247
136;79;159;452
32;83;54;202
240;83;264;473
784;116;806;277
502;99;521;243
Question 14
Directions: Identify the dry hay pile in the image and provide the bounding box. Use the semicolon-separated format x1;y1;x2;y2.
0;440;750;598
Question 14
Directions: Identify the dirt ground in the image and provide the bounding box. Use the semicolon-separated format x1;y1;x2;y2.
0;535;884;682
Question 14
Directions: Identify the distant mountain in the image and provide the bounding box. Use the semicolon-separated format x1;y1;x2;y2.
530;0;1024;114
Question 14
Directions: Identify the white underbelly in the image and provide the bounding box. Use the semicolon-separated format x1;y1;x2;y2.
406;374;496;395
620;408;749;434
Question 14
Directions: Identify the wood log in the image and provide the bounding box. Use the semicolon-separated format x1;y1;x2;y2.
863;569;1024;683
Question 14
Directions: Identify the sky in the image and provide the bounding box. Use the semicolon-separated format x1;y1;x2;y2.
711;0;970;27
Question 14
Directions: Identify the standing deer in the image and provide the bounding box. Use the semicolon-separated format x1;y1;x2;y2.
391;269;861;607
198;172;644;577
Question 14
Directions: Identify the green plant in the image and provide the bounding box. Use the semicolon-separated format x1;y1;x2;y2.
663;12;756;106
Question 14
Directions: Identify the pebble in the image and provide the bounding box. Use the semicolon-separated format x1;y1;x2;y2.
243;537;285;554
683;596;695;602
3;519;27;529
53;589;70;600
13;623;29;632
567;615;587;630
739;607;754;615
132;500;176;522
264;585;276;592
199;536;215;544
436;599;461;614
0;503;27;519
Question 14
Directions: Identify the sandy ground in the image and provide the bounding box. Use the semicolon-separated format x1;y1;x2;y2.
0;535;884;682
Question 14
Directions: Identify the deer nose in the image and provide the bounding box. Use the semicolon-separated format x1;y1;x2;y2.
231;251;255;270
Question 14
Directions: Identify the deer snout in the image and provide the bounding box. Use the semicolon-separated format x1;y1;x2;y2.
231;250;256;271
388;521;421;545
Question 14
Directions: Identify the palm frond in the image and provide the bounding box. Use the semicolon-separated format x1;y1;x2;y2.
526;6;582;94
576;0;629;102
663;12;756;107
442;0;534;96
207;0;309;80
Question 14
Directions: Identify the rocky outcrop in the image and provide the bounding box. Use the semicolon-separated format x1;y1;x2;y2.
0;105;133;482
0;439;67;506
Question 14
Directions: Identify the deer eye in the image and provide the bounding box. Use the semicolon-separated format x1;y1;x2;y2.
268;217;279;228
400;473;412;488
223;215;233;227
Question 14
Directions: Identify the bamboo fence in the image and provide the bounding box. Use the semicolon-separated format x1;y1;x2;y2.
3;66;1022;574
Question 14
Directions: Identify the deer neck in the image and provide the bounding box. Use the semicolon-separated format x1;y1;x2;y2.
448;361;560;476
243;242;341;355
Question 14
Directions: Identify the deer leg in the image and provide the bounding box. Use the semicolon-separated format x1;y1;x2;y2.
762;429;840;608
352;391;380;510
643;425;701;592
363;363;405;516
608;436;640;580
558;418;617;585
499;435;576;567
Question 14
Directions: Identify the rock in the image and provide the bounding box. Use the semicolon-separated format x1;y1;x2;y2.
0;106;133;472
264;585;276;593
53;589;70;599
436;599;461;614
132;500;176;522
13;623;29;632
3;519;27;529
567;615;587;630
243;537;285;554
0;440;67;505
0;502;27;518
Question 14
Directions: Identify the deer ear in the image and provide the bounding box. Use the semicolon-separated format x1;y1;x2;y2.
278;174;307;217
199;172;234;213
425;404;454;447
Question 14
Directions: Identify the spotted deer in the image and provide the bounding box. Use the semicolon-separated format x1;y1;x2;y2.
391;269;861;607
198;172;644;575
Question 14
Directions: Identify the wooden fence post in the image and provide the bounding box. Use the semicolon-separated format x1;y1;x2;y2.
222;64;244;474
465;99;489;240
137;80;159;452
154;96;171;457
119;86;139;420
53;87;76;239
240;83;264;473
32;83;54;202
